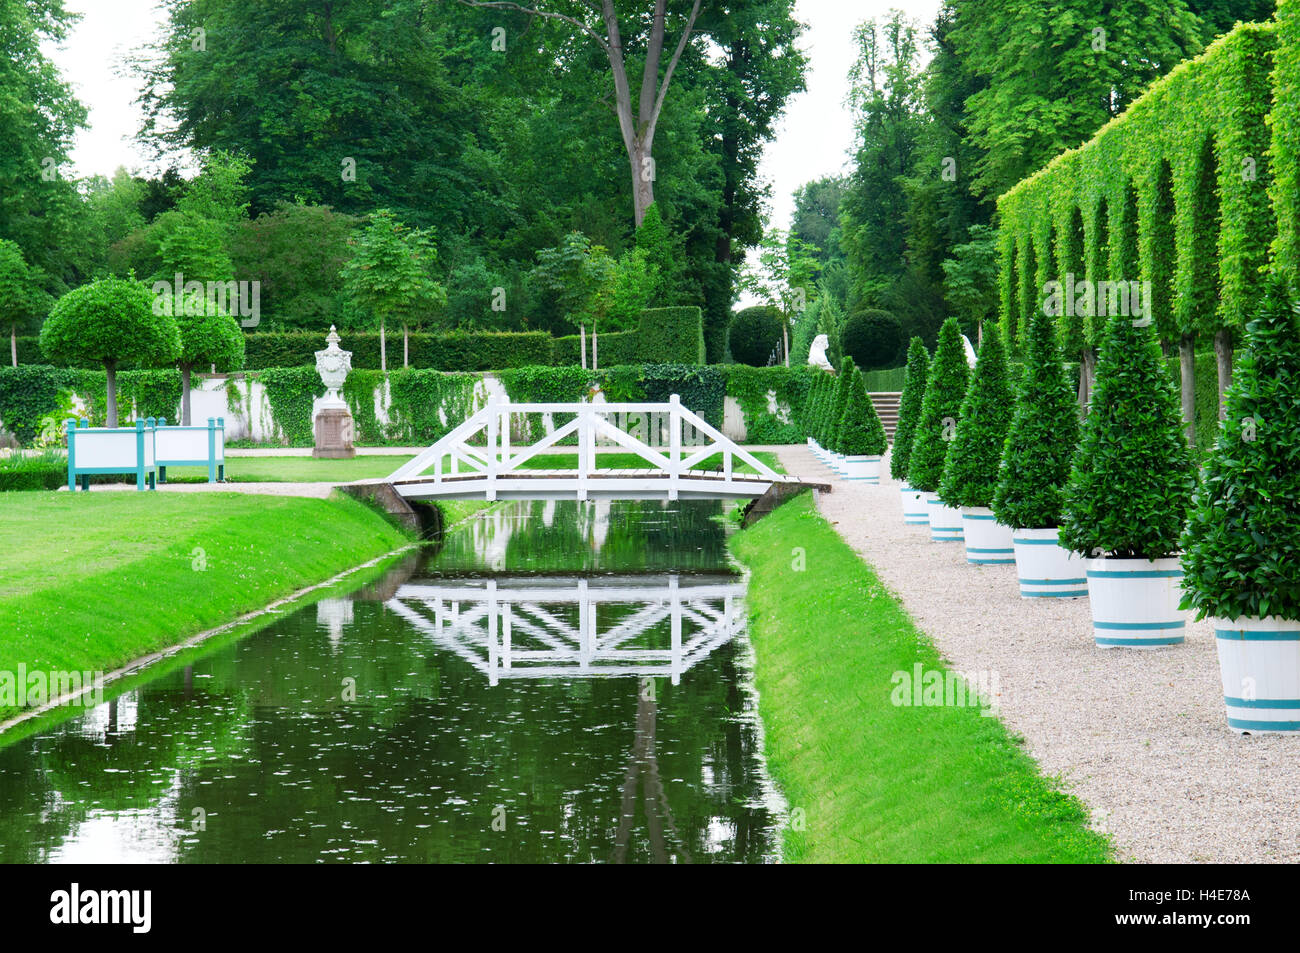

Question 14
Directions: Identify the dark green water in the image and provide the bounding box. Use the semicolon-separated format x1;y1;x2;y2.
0;500;782;863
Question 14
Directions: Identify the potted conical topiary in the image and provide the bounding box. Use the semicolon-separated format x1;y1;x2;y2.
908;318;970;542
825;357;856;474
838;363;888;481
1060;309;1196;648
1181;277;1300;731
939;330;1015;564
993;308;1085;597
892;336;930;523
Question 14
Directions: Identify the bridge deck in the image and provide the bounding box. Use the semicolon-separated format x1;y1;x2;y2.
387;468;825;501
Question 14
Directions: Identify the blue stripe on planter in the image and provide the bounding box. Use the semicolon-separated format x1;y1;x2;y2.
1225;696;1300;709
963;513;997;521
1227;717;1300;732
1215;629;1300;641
967;547;1014;554
1086;569;1183;578
968;558;1015;564
1094;620;1186;630
1019;577;1087;585
903;518;928;524
1095;635;1185;646
1023;590;1089;597
1013;537;1063;545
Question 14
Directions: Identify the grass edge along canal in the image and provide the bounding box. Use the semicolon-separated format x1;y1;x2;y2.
728;493;1111;863
0;491;439;729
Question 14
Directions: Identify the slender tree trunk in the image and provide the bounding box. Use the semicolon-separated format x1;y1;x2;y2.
105;363;119;429
782;321;790;368
9;325;15;367
403;324;409;368
181;365;193;426
1179;333;1196;447
1214;327;1234;421
631;139;655;227
380;320;387;374
1078;348;1095;410
580;325;588;370
593;325;599;371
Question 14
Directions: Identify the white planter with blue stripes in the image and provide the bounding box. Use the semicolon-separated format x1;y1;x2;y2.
1011;527;1087;597
1086;557;1186;648
961;507;1014;564
899;485;928;524
1214;616;1300;733
927;493;963;542
842;455;881;482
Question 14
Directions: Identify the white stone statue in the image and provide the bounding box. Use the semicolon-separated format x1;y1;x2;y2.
961;333;978;369
315;325;353;409
808;334;834;371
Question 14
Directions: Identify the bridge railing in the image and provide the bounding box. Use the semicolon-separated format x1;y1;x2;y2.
387;395;782;498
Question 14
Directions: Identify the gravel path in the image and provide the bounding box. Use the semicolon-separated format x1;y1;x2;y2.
776;445;1299;864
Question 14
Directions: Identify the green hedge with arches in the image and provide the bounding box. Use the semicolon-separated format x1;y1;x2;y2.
997;22;1277;356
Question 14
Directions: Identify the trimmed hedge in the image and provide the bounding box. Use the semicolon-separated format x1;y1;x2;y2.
639;306;706;365
728;306;784;367
552;330;640;367
238;330;557;371
997;22;1277;354
0;452;66;491
721;364;813;444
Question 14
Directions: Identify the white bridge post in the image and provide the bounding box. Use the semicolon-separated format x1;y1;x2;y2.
485;394;500;501
669;394;681;502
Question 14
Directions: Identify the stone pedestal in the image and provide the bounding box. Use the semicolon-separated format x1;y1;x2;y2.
313;407;355;458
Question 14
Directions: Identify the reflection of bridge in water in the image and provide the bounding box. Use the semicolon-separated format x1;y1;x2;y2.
386;573;745;686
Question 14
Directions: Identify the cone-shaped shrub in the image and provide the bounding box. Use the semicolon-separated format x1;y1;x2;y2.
1181;277;1300;621
907;318;970;493
838;365;888;455
992;309;1079;528
890;336;930;482
815;371;834;443
939;330;1013;508
827;356;856;452
1059;310;1195;559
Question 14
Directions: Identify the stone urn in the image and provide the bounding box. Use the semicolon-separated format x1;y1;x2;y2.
313;325;356;459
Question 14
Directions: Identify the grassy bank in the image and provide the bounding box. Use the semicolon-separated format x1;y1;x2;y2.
0;491;413;724
730;494;1110;863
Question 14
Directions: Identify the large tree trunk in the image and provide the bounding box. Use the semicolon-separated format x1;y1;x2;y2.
1179;333;1196;447
631;138;655;227
181;365;193;426
105;363;119;429
1214;327;1234;421
380;320;387;374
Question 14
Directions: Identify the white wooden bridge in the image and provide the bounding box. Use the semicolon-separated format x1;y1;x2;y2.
380;395;821;503
385;573;745;685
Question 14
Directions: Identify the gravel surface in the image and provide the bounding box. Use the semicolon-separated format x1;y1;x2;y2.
776;445;1299;864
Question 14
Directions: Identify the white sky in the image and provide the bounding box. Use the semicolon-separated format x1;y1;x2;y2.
50;0;941;223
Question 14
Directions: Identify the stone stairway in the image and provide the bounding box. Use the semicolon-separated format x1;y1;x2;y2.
869;392;901;442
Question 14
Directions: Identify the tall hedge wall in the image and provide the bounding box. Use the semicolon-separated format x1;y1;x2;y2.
638;306;706;364
997;22;1277;356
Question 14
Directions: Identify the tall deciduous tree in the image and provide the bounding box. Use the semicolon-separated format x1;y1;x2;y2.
0;241;48;367
341;210;446;373
460;0;704;228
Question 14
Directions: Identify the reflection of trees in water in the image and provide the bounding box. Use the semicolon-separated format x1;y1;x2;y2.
427;501;732;575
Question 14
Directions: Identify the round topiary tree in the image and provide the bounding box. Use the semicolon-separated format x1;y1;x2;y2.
1180;277;1300;729
838;364;887;480
907;318;970;494
1060;308;1196;647
890;336;930;482
40;276;181;427
1182;276;1300;623
939;329;1013;508
728;305;784;366
992;308;1080;530
841;308;903;370
162;292;246;425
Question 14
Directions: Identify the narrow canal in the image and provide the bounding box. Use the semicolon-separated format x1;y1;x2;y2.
0;501;783;863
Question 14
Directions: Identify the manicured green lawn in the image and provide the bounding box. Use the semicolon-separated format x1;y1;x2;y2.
161;450;782;483
730;493;1111;863
0;492;412;724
